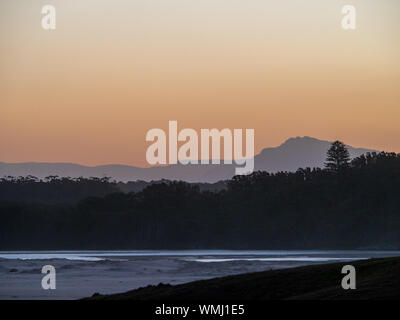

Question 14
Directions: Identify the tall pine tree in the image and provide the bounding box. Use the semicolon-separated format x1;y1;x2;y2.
325;141;350;172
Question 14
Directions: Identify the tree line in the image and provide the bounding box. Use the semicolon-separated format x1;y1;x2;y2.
0;142;400;250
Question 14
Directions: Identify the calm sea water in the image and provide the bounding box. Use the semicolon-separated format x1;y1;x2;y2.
1;250;399;299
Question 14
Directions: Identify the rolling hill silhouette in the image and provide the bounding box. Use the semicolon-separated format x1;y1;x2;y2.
0;137;376;183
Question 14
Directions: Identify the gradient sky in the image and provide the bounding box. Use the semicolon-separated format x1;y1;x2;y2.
1;0;399;166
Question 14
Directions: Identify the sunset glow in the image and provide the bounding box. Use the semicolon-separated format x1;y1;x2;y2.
1;0;399;166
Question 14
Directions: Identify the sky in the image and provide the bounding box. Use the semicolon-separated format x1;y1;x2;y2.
1;0;399;166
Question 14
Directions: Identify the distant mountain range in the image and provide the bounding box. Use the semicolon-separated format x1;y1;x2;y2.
0;137;377;183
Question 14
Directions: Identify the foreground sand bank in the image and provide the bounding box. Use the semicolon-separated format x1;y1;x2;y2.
89;256;400;300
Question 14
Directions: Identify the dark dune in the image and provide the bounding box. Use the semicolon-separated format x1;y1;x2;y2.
88;257;400;300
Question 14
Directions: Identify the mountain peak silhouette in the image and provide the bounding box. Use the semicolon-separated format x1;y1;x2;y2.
0;137;377;183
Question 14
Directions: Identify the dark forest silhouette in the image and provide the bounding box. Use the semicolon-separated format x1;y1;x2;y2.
1;143;400;250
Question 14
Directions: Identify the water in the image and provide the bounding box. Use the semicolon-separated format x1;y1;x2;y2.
1;250;399;299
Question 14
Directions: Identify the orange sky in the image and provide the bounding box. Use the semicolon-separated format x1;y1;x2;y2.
1;0;399;166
